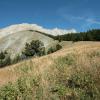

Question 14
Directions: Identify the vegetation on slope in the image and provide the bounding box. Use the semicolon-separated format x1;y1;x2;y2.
0;30;55;57
42;29;100;41
0;51;11;68
0;43;100;100
22;40;46;58
0;40;62;68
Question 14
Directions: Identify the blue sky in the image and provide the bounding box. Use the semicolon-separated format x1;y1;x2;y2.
0;0;100;32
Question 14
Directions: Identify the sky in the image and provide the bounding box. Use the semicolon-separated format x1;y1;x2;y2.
0;0;100;32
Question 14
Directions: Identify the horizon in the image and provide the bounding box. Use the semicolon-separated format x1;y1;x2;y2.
0;0;100;32
0;23;100;33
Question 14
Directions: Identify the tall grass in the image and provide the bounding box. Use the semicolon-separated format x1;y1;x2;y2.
0;50;100;100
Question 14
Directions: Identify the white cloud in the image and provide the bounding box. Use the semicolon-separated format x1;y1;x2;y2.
61;13;100;25
86;18;100;25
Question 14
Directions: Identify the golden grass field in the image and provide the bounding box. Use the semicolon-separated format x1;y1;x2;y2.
0;41;100;100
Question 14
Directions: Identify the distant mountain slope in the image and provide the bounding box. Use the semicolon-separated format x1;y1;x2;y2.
0;30;56;57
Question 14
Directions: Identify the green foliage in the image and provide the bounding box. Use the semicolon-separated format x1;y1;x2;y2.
47;47;55;54
0;51;11;68
47;44;62;54
54;29;100;41
0;52;5;59
0;40;46;68
56;44;62;50
0;82;18;100
0;76;40;100
22;40;45;58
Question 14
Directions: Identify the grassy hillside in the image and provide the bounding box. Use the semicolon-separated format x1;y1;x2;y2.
0;30;56;57
0;28;99;59
0;42;100;100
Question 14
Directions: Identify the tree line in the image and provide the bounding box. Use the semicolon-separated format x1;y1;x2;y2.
54;29;100;42
29;29;100;42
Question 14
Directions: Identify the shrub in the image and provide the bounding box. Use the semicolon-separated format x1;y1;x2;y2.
0;40;46;67
0;51;11;68
47;44;62;54
56;44;62;50
0;51;5;59
22;40;45;58
47;47;55;54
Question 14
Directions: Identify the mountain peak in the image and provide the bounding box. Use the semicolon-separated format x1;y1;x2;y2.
0;23;76;38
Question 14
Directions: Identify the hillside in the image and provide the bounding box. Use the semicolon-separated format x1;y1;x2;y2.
0;42;100;99
0;24;99;59
0;30;56;57
0;23;76;58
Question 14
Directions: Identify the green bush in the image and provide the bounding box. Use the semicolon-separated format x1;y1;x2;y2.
22;40;45;58
0;51;5;59
47;44;62;54
0;51;11;68
47;47;54;54
56;44;62;50
0;40;46;67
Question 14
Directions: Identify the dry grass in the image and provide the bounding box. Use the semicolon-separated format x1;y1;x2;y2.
0;41;100;99
0;42;100;85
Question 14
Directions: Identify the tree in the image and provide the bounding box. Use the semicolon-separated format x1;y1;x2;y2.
0;51;11;68
47;47;54;54
47;44;62;54
58;35;62;42
54;29;100;41
56;44;62;50
0;51;5;59
22;40;45;58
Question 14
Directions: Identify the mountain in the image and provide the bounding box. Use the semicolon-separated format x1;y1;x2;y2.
0;23;76;38
0;23;76;57
0;30;55;57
